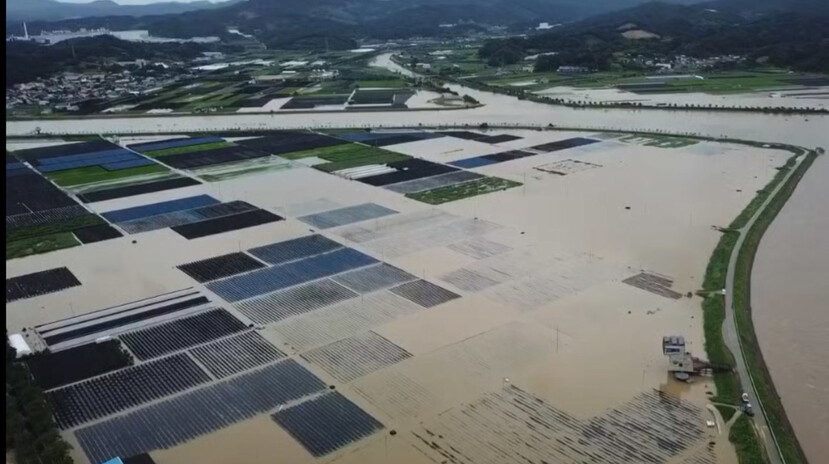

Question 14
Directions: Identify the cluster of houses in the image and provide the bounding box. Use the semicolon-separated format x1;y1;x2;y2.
6;68;180;112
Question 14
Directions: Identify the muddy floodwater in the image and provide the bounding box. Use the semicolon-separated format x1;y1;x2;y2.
752;154;829;464
5;55;826;464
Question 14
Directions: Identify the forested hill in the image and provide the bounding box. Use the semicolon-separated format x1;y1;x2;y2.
478;1;829;72
6;36;206;87
7;0;700;46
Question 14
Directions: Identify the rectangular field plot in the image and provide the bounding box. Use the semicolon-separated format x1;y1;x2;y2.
273;292;422;352
116;209;203;234
236;132;345;155
271;392;384;457
331;263;417;294
78;177;201;203
171;209;283;239
6;267;81;303
24;340;132;390
447;237;512;260
48;353;210;429
249;234;342;265
384;170;483;194
276;198;341;217
407;177;522;205
534;159;603;176
441;268;502;292
207;247;378;302
331;263;416;294
390;280;461;308
336;209;458;244
119;308;248;360
437;130;488;141
235;279;358;324
40;294;211;347
75;360;326;464
297;203;398;229
119;201;258;234
352;370;440;423
362;218;501;258
480;134;522;144
12;140;115;162
189;331;285;378
300;331;412;383
73;224;123;244
358;158;458;187
530;136;600;153
102;195;219;223
160;146;271;170
128;136;225;153
411;387;706;464
6;205;88;229
178;252;265;283
623;271;682;299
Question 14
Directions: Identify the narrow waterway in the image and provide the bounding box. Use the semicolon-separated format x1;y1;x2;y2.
752;154;829;464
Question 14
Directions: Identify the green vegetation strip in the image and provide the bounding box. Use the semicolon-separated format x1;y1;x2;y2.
280;143;368;160
315;151;409;173
730;415;766;464
143;141;234;157
619;134;698;148
47;164;167;187
731;151;817;464
6;335;74;463
407;177;521;205
6;214;104;243
6;232;80;260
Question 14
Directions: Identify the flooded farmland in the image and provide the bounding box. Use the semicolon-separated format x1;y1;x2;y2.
6;56;826;464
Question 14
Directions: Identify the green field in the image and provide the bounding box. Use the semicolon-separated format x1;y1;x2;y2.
144;141;234;157
280;142;410;172
356;80;407;88
407;177;521;204
47;164;168;187
315;151;409;173
280;143;368;160
6;214;104;243
6;232;80;260
618;134;699;148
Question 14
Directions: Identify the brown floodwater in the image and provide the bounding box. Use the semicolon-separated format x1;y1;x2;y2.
752;154;829;464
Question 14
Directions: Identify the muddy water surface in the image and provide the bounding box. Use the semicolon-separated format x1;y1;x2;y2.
752;154;829;464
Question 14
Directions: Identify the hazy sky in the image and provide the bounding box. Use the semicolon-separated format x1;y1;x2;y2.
59;0;228;4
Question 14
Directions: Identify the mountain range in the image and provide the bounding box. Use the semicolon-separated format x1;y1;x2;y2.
6;0;241;23
8;0;702;43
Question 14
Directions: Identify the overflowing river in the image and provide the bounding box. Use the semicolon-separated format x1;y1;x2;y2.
752;155;829;464
6;52;828;461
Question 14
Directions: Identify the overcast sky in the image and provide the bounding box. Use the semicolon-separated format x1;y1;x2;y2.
59;0;228;4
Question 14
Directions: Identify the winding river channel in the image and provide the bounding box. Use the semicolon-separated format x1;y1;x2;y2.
6;53;828;460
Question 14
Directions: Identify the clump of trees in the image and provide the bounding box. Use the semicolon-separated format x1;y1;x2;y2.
6;333;74;464
478;37;525;66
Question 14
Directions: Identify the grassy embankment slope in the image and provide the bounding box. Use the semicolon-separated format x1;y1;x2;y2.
701;147;816;464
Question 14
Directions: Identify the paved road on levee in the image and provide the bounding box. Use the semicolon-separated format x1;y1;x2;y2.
723;155;807;464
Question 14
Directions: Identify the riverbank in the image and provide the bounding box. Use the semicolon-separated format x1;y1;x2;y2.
700;146;817;464
731;150;818;464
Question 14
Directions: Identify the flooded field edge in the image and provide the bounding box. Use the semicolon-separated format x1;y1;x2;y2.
733;151;820;464
6;120;818;464
703;148;819;464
